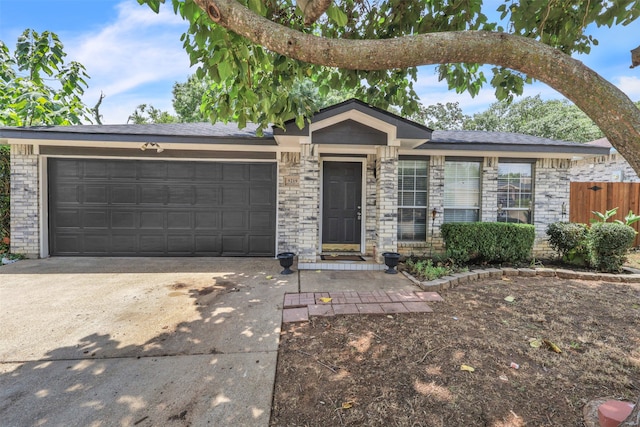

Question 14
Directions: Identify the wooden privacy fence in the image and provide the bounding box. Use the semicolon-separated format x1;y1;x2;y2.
570;182;640;247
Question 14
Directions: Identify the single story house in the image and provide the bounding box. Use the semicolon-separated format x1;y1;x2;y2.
1;99;609;268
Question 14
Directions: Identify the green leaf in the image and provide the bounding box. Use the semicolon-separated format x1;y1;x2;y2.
326;4;348;27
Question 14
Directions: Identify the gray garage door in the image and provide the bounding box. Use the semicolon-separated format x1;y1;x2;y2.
48;158;276;256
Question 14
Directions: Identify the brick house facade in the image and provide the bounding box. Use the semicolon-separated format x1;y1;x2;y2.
1;99;608;264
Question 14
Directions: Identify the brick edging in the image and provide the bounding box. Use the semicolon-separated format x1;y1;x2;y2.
401;267;640;292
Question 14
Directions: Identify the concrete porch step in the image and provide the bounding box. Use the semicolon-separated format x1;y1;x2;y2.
297;256;386;271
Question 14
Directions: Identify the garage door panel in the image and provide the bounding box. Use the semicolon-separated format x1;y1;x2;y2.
112;234;137;253
112;211;136;229
168;235;193;252
84;211;109;228
250;211;272;230
139;162;166;179
49;159;276;256
249;235;274;255
84;162;109;179
141;185;167;204
167;212;192;229
83;234;110;253
221;235;246;255
168;186;194;205
222;186;249;205
111;186;137;204
195;211;219;229
195;235;220;253
140;211;164;229
195;187;220;205
56;185;81;203
222;163;248;181
222;211;247;229
55;210;80;228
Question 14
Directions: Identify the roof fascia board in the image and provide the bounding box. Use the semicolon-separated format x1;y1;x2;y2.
310;109;399;146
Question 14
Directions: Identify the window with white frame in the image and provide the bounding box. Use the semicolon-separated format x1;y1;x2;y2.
397;160;428;240
497;162;533;224
444;160;481;222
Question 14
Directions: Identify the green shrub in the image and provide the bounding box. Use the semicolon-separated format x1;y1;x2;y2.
441;222;535;264
546;222;589;266
588;222;636;272
405;258;452;280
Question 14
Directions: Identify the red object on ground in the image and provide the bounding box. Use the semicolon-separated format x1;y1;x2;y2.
598;400;635;427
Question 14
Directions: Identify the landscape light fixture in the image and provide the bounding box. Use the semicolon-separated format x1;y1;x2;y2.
140;142;163;153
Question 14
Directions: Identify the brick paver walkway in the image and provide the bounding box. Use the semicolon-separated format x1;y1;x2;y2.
282;290;444;323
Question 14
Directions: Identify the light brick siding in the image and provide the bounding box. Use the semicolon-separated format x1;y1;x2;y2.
297;144;320;263
571;153;640;182
10;144;40;258
277;152;300;254
375;146;398;260
398;156;571;258
533;158;571;257
480;157;499;222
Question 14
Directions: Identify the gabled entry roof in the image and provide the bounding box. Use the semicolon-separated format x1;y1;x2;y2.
273;98;433;140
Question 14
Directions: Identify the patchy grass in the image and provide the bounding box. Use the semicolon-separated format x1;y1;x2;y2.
270;277;640;426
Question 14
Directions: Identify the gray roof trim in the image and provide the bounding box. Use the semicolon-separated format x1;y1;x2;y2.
419;130;610;155
0;122;276;145
273;99;432;139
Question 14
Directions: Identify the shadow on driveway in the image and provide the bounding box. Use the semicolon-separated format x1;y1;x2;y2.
0;258;297;426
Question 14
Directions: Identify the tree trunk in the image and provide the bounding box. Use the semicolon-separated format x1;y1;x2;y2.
619;395;639;427
194;0;640;175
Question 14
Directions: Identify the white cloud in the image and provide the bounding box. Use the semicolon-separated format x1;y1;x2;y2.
615;76;640;101
66;1;192;123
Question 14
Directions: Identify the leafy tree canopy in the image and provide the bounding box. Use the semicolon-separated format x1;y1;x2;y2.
138;0;639;131
138;0;640;176
0;29;92;126
464;95;607;142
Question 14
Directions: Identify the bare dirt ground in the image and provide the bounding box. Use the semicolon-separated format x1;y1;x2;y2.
270;274;640;426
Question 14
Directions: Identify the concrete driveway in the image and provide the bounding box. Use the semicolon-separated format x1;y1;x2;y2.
0;257;296;427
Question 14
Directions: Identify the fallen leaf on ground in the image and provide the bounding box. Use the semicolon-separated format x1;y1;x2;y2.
529;338;543;348
341;401;354;409
543;339;562;353
319;297;332;303
266;275;273;279
460;364;475;372
504;295;515;303
502;277;511;281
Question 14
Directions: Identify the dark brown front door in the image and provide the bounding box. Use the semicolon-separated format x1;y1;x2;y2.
322;161;362;252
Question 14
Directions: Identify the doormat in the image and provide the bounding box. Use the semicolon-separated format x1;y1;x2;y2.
321;255;365;261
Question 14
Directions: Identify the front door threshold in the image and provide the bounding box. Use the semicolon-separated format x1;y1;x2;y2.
322;244;361;252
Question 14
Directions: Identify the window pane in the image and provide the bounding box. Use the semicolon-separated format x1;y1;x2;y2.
444;161;481;215
444;208;479;223
497;162;533;224
398;160;429;240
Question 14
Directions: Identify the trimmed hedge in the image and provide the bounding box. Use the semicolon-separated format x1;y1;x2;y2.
588;222;636;272
441;222;535;264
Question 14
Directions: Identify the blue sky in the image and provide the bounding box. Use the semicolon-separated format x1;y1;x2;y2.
1;0;639;124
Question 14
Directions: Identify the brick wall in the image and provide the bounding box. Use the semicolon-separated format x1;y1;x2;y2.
375;146;398;260
277;152;300;254
10;144;40;258
571;153;640;182
533;158;571;256
365;154;377;256
480;157;499;222
297;144;320;263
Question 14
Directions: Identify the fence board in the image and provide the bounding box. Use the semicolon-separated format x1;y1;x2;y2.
570;182;640;246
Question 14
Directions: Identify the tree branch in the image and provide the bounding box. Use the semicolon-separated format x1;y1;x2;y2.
195;0;640;174
296;0;332;25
